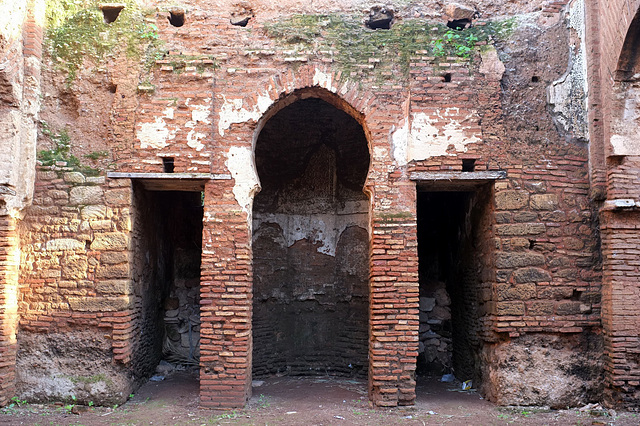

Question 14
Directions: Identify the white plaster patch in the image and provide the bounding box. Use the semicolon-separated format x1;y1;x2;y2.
547;0;589;141
163;107;174;119
225;146;260;218
218;93;274;136
313;69;336;92
191;104;211;124
391;112;480;165
186;130;206;151
253;212;368;256
374;146;389;162
137;117;173;149
391;119;409;166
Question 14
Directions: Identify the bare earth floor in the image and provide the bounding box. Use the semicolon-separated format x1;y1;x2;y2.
1;373;638;426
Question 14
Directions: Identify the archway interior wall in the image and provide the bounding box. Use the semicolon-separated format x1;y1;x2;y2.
252;95;371;378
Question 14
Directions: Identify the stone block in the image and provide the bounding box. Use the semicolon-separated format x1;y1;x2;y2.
496;301;525;315
527;301;555;315
96;280;133;295
68;296;132;312
95;263;129;279
538;286;573;300
496;283;536;301
63;172;85;184
86;176;106;184
562;237;585;250
434;288;451;306
513;212;538;223
496;252;545;268
431;305;451;320
45;238;84;251
61;254;88;280
100;251;128;264
513;267;551;283
496;223;546;236
530;194;559;211
445;2;475;20
419;297;435;312
69;186;103;205
105;188;131;206
81;205;108;220
91;232;128;250
495;191;529;210
556;301;582;315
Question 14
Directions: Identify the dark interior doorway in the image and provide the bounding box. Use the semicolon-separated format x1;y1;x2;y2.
131;185;203;384
251;96;370;379
416;189;490;388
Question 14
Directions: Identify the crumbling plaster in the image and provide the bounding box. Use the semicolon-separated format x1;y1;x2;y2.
0;0;44;216
547;0;589;143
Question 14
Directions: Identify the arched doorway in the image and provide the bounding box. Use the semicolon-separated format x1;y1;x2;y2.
251;92;371;379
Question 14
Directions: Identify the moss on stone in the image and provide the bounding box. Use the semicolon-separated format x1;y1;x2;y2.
45;0;162;83
264;14;515;81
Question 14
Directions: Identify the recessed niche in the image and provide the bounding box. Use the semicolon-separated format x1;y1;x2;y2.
169;8;185;27
366;7;393;30
462;159;476;172
100;3;125;24
162;157;175;173
230;13;252;27
446;18;471;30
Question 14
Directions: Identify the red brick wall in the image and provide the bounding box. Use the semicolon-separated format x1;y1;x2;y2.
587;0;640;408
0;216;19;406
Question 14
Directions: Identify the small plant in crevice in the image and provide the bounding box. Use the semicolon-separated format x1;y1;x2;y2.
264;14;516;81
84;150;110;161
38;121;101;176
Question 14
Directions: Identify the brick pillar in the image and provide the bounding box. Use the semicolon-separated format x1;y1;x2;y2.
369;207;420;406
0;216;19;406
199;180;252;408
600;210;640;408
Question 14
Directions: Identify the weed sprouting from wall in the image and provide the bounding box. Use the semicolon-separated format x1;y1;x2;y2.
264;14;515;80
38;121;101;176
45;0;163;83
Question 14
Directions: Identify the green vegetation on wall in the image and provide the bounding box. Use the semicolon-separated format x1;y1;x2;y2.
38;122;101;176
264;14;515;79
45;0;162;83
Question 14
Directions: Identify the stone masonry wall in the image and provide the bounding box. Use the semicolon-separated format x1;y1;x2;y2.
17;167;134;404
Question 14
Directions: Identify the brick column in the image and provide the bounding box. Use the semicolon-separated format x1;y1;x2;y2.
199;179;252;408
0;216;19;406
369;207;420;406
600;210;640;408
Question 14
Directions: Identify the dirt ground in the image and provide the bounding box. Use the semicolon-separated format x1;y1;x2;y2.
1;372;638;426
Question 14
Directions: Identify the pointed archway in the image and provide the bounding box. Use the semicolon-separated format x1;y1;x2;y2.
251;90;371;381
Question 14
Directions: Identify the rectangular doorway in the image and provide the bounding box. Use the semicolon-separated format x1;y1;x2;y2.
416;187;492;389
130;183;203;384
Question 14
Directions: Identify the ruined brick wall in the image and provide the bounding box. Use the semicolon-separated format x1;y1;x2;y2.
3;0;622;410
